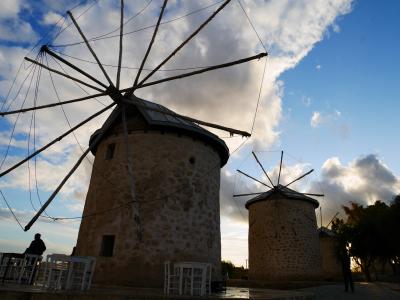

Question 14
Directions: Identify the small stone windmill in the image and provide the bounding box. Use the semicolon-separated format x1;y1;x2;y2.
0;0;267;286
234;151;323;281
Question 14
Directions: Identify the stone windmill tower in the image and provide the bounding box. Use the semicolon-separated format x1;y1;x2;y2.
235;151;323;281
75;99;230;286
0;0;267;288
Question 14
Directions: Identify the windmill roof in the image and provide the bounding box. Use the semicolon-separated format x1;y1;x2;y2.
89;96;230;166
318;226;336;237
245;184;319;209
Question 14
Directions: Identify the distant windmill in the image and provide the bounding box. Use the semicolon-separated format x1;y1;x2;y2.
235;151;325;281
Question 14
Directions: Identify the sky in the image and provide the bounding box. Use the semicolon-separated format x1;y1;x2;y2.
0;0;399;267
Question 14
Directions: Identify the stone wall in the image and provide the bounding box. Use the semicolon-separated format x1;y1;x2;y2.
248;195;321;281
76;131;222;287
319;236;342;280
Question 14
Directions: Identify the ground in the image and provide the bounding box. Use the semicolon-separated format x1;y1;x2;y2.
0;282;399;299
301;282;400;300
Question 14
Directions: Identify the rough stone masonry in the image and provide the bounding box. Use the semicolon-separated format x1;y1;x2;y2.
76;100;229;287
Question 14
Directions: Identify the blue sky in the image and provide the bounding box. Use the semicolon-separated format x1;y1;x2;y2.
0;0;399;267
280;0;400;173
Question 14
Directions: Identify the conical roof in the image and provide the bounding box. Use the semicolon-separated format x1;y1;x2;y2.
89;96;230;166
245;184;319;209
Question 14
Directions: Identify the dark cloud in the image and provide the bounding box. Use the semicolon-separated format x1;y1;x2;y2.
220;154;399;226
220;171;249;224
310;154;399;224
353;154;397;184
0;207;77;225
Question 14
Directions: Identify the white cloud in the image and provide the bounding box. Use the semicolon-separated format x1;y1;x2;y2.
310;109;341;128
0;0;353;183
0;0;37;43
0;19;38;43
0;0;21;19
311;111;322;127
42;11;63;25
310;154;400;224
316;64;322;70
0;0;354;252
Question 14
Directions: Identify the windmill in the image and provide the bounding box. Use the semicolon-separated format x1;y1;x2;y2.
234;151;325;281
0;0;267;239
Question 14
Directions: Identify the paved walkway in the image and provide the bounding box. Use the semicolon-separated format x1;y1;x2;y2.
301;282;400;300
1;283;399;299
0;285;314;300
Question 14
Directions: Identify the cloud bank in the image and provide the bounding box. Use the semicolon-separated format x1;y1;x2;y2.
0;1;353;230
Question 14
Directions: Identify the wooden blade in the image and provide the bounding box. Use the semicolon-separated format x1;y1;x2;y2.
24;57;104;93
136;0;232;87
24;114;114;231
67;11;114;87
252;151;275;187
121;103;142;240
43;46;108;89
0;92;106;116
237;169;272;189
24;147;91;231
233;192;267;197
0;103;116;178
129;0;168;93
283;169;314;189
326;212;340;228
121;97;250;137
277;150;283;185
132;52;267;90
303;193;324;197
116;0;124;89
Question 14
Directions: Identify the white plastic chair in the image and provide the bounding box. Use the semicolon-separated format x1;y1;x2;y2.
42;254;96;291
18;254;41;285
43;254;70;289
0;254;25;283
164;261;180;295
66;256;96;291
173;262;212;296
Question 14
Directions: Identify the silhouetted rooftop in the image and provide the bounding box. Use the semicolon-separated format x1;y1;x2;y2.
245;184;319;209
90;96;229;166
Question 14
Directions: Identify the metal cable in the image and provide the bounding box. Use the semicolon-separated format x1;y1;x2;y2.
45;54;94;165
236;0;267;52
31;55;55;219
26;0;91;57
48;55;107;107
52;0;99;42
0;61;24;111
4;63;36;113
0;61;38;170
250;56;267;133
50;0;225;48
49;49;231;72
0;190;24;230
80;0;154;42
27;55;43;213
46;134;251;221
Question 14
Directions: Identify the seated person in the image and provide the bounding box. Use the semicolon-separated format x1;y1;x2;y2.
25;233;46;256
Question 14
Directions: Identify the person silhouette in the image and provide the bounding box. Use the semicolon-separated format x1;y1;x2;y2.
341;243;354;293
24;233;46;256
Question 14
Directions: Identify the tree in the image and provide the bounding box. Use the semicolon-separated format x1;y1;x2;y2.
332;200;393;281
388;195;400;274
221;260;235;278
